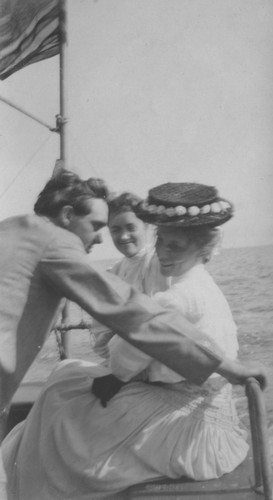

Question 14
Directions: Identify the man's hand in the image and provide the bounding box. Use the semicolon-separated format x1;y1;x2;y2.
92;374;126;407
216;359;268;390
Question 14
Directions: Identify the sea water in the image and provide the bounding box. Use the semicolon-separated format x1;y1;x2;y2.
207;245;273;428
22;245;273;439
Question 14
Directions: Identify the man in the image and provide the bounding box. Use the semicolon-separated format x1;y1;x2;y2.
0;170;266;437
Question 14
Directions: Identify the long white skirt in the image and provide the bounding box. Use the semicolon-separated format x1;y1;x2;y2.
2;359;249;500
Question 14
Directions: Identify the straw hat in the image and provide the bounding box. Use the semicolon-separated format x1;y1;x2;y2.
136;182;233;227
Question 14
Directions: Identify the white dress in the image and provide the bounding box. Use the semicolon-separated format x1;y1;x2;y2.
1;265;248;500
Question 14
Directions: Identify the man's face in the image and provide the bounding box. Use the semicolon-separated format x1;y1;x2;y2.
67;198;109;252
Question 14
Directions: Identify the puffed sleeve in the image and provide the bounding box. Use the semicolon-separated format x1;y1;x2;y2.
39;230;222;385
153;286;225;357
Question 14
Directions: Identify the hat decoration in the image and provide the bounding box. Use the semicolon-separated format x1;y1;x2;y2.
136;182;233;227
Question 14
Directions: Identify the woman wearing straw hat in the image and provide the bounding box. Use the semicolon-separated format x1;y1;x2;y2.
2;183;251;499
106;182;248;479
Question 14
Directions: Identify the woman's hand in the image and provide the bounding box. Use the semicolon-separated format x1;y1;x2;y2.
216;358;268;390
92;374;126;407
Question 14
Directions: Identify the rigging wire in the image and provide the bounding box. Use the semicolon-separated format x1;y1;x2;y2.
0;134;53;201
0;95;58;132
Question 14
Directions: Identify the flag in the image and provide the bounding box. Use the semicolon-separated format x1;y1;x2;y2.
0;0;60;80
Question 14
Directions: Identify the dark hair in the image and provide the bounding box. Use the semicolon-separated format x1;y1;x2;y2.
176;226;221;263
34;170;109;217
181;226;218;246
108;192;143;220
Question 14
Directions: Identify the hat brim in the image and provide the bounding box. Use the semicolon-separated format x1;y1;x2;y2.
136;204;233;228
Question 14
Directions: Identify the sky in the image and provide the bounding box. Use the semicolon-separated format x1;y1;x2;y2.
0;0;273;260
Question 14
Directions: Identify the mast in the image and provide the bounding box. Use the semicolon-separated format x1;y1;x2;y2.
59;0;68;165
58;0;70;357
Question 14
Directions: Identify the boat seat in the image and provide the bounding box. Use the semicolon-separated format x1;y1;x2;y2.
122;455;265;500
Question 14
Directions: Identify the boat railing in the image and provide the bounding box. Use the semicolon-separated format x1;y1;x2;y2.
54;320;93;360
246;377;273;499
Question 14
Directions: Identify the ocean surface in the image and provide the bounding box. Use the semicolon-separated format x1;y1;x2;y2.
22;244;273;446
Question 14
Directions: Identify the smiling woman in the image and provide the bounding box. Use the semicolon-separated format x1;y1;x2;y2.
106;191;167;292
156;225;220;277
108;192;146;258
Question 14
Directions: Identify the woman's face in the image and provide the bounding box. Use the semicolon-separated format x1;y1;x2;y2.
109;211;145;258
156;226;201;277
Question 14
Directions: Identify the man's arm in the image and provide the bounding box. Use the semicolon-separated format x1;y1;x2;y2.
216;358;267;390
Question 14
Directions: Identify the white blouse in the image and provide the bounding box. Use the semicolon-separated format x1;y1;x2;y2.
109;264;239;382
110;246;154;292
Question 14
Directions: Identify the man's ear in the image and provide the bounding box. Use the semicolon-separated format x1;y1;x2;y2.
58;205;74;227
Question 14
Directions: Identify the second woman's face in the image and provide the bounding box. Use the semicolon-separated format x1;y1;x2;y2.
156;226;201;277
109;211;145;258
